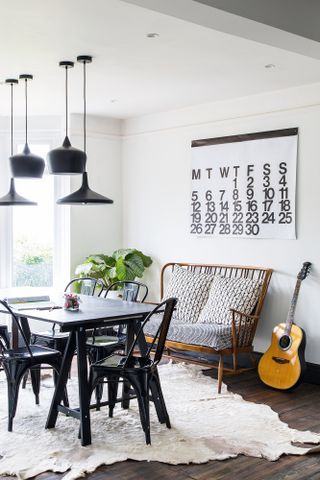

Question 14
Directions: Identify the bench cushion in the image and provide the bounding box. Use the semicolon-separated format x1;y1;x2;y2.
144;315;233;350
163;265;214;323
198;275;261;325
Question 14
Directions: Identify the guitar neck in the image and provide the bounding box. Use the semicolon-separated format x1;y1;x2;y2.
285;279;302;334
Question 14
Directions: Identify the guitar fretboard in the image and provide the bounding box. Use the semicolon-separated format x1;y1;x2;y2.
284;278;302;334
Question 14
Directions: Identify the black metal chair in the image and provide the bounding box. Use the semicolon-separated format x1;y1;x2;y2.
25;277;104;391
89;297;177;444
86;280;148;406
0;324;10;348
0;325;10;374
0;299;64;432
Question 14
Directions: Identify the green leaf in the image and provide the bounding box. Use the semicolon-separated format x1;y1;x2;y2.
112;249;134;261
87;254;115;267
75;248;152;287
75;262;93;276
125;254;145;278
109;266;118;279
115;258;127;280
133;250;152;268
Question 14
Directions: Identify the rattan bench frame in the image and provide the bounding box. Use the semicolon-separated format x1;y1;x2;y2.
145;262;272;393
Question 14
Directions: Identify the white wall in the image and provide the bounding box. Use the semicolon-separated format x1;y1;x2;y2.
121;83;320;364
69;114;122;276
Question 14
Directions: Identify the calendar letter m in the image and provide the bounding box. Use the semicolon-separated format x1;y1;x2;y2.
192;169;201;180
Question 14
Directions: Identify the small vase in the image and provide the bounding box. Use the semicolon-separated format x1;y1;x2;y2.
63;293;80;311
65;305;80;312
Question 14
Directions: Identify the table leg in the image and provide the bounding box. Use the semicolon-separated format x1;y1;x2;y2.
11;316;19;349
46;331;76;429
76;328;92;446
121;320;135;409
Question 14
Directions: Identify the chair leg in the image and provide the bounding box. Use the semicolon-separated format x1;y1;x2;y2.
22;370;29;389
137;392;151;445
107;375;119;418
30;367;41;405
218;355;224;394
92;350;107;410
87;348;106;410
129;374;151;445
88;367;102;411
95;382;103;411
151;370;171;428
7;382;18;432
5;366;28;432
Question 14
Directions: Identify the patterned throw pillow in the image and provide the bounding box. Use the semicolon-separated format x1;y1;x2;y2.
163;265;214;323
197;275;261;325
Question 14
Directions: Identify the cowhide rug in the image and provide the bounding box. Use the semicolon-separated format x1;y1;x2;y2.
0;362;319;480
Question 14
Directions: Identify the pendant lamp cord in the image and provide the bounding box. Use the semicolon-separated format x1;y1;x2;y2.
83;60;87;155
10;82;13;156
24;78;28;145
65;65;68;137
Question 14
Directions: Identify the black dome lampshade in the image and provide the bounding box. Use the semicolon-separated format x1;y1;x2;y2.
57;55;113;205
10;74;45;178
0;178;36;206
47;61;86;175
57;172;113;205
0;79;36;206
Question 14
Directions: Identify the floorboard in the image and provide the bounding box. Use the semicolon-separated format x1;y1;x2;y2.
2;368;320;480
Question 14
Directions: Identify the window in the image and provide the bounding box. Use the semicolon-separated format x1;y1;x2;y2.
12;145;54;287
0;138;70;291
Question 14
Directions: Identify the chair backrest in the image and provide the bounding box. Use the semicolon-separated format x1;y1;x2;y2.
0;300;33;356
104;281;148;303
65;277;104;297
125;297;177;367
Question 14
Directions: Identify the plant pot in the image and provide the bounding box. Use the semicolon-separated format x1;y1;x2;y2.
106;290;123;300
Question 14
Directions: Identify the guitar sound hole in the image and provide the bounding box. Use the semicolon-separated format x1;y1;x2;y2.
279;335;292;350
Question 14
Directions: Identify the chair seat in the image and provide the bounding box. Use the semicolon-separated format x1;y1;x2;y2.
2;345;61;360
93;353;153;370
86;335;125;349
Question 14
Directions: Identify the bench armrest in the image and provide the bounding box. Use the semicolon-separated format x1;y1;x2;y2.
229;308;259;321
230;308;259;349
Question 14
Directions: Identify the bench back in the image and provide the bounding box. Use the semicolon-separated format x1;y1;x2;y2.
160;262;272;318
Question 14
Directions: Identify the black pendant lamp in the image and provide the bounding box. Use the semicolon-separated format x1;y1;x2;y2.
10;74;45;178
57;55;113;205
47;61;86;175
0;79;36;206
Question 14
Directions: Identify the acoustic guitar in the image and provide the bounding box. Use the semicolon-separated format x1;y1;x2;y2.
258;261;311;390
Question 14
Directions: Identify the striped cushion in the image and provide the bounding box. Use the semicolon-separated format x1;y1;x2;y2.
163;265;214;323
144;315;233;351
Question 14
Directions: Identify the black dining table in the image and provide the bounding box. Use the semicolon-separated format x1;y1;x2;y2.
1;292;155;446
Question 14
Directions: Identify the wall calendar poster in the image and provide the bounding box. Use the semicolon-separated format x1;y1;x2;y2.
190;128;298;239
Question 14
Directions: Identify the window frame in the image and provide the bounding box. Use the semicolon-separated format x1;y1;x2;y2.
0;133;71;290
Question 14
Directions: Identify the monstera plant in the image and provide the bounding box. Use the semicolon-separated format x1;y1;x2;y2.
75;248;152;289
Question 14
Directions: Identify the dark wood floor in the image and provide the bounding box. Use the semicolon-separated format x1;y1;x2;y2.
2;368;320;480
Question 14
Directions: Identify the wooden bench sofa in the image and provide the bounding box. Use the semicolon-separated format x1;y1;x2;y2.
145;262;272;392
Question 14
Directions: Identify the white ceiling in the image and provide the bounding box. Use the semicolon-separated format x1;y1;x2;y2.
1;0;320;119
